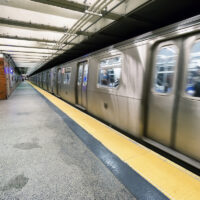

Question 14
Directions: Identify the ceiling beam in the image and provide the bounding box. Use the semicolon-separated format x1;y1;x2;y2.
0;17;92;36
0;0;82;20
13;57;43;60
12;55;47;59
31;0;121;20
0;50;59;55
14;61;39;63
0;44;64;51
10;53;49;57
6;53;55;57
14;60;43;63
0;34;76;45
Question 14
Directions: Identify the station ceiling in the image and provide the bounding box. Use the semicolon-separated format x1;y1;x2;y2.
0;0;199;75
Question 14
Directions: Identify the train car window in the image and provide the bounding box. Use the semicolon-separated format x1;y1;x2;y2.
77;64;83;86
185;41;200;97
98;56;121;88
154;46;177;93
63;67;71;85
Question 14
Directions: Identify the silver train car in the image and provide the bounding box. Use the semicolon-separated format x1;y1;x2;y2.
30;15;200;168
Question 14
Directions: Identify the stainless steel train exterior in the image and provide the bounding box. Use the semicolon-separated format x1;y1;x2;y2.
30;15;200;167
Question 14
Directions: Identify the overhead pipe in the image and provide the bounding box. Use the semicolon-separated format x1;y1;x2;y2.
56;0;111;48
55;0;104;46
37;0;122;69
55;0;114;51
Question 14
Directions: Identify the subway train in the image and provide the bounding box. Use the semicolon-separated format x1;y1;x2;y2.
30;15;200;168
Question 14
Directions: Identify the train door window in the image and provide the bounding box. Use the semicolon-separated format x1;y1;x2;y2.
185;40;200;97
98;56;122;88
54;71;56;81
57;69;61;82
154;45;177;93
48;71;51;80
83;63;88;86
63;67;72;85
43;73;46;82
77;64;83;86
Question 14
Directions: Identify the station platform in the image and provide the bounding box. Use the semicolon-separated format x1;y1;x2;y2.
0;82;200;200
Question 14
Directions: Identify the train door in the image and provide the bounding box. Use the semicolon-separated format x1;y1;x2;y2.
48;71;52;92
51;69;55;93
57;68;62;96
46;71;49;91
146;40;181;147
40;74;42;87
44;72;47;90
175;36;200;161
43;72;46;89
37;75;39;85
41;73;44;88
76;61;88;108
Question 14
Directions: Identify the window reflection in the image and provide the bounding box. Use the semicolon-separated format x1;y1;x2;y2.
185;41;200;97
63;67;71;85
63;72;71;85
83;64;88;87
77;65;83;86
99;68;121;87
43;73;46;82
98;56;121;88
154;46;177;93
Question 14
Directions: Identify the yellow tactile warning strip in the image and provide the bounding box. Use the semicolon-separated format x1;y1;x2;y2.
29;82;200;200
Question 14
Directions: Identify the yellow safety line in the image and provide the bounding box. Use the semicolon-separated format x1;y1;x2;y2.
29;82;200;200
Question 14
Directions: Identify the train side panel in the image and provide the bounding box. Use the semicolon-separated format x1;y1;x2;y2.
60;62;77;104
87;43;148;137
87;52;127;131
125;44;148;136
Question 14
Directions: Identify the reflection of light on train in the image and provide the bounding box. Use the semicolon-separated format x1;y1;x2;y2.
30;15;200;168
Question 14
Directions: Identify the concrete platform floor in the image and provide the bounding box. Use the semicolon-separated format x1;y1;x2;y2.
0;82;135;200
